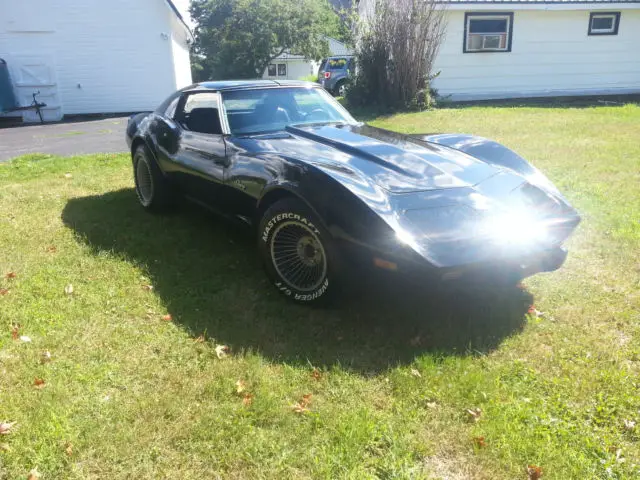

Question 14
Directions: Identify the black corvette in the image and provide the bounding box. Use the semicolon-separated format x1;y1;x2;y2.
126;80;580;303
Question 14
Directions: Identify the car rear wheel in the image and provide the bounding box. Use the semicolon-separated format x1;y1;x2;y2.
334;81;347;97
133;145;174;212
258;198;338;304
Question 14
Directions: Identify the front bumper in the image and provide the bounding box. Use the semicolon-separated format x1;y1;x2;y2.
343;239;569;286
436;245;568;285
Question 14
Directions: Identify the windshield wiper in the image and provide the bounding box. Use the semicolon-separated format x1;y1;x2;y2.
290;121;349;128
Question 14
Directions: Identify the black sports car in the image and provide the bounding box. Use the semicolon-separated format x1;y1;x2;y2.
126;80;580;303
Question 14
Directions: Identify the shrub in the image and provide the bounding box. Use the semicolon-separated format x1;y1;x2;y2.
299;74;319;83
347;0;446;111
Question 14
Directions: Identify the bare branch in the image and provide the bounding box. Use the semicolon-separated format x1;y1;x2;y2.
352;0;447;108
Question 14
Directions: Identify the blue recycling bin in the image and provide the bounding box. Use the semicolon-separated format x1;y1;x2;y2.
0;58;18;112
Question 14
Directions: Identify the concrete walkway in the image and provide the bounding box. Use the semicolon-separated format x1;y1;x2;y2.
0;116;129;162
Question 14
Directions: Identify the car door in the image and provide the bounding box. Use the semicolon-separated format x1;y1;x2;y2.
159;91;229;209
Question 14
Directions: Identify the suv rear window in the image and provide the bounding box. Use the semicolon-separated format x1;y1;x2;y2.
323;58;350;71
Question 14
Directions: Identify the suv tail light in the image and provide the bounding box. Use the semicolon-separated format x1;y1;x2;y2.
324;72;331;79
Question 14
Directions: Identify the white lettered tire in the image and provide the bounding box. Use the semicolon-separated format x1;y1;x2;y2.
258;198;338;304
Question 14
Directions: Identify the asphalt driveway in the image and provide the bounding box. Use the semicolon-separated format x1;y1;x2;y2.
0;117;128;162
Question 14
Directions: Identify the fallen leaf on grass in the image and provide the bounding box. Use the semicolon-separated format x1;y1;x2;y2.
466;407;482;423
0;443;9;452
65;443;73;456
11;325;19;340
40;351;52;364
193;335;205;343
64;284;74;295
0;288;9;296
46;245;57;253
292;403;309;414
623;419;636;431
236;380;246;394
0;422;16;435
64;173;73;179
27;467;41;480
161;314;172;321
5;272;16;279
612;448;624;462
292;393;313;414
527;465;543;480
242;393;254;406
527;305;544;317
215;345;229;359
141;284;154;291
410;368;422;378
426;401;438;409
473;436;486;448
20;336;32;343
311;368;322;381
33;378;45;389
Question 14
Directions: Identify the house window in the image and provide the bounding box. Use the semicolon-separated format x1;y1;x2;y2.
588;12;620;35
277;64;287;76
464;13;513;53
267;64;276;76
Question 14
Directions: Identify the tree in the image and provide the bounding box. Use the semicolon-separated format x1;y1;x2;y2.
347;0;446;110
190;0;344;80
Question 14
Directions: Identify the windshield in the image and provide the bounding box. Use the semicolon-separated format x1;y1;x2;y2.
221;87;356;135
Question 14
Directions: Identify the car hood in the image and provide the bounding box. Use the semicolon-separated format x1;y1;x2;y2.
249;124;502;193
231;124;580;268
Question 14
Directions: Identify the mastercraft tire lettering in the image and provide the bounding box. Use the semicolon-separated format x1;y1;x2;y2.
258;198;338;304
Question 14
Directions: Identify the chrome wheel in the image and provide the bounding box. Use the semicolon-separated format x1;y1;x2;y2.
270;221;327;292
135;154;154;206
337;84;346;97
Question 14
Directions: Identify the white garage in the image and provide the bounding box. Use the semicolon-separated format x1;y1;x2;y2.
0;0;193;122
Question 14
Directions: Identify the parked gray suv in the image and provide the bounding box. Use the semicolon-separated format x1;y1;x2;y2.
318;56;354;96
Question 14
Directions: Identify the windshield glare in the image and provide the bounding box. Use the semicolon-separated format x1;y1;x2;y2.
222;87;356;135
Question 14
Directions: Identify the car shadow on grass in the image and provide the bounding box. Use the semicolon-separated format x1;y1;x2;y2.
62;188;532;373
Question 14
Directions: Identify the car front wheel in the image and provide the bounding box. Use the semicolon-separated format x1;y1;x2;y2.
258;198;338;304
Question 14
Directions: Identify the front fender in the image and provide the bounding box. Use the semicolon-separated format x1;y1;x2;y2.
257;158;401;257
414;133;562;198
414;133;535;177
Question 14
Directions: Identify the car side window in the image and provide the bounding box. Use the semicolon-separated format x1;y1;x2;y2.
176;92;224;135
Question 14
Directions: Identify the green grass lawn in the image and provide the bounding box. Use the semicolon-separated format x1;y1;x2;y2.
1;103;639;479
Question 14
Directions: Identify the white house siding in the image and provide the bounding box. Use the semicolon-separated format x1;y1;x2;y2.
328;37;354;56
433;5;640;100
0;0;191;121
169;14;194;90
358;0;640;100
262;55;318;80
